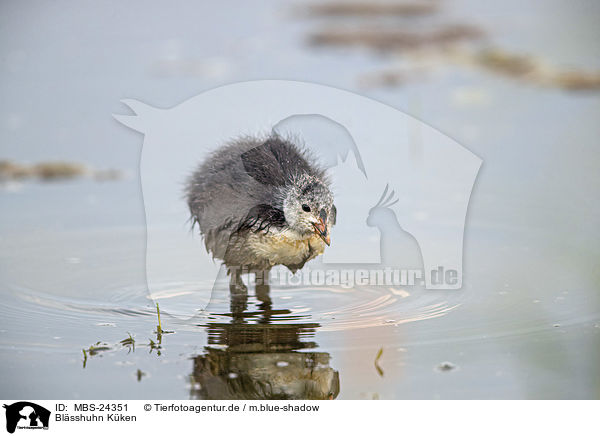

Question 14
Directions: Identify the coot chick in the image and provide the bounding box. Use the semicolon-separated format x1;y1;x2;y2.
186;135;336;291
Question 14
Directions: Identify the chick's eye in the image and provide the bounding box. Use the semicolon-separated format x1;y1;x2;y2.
302;204;311;212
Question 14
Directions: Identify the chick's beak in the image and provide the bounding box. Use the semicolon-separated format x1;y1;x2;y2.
312;217;330;246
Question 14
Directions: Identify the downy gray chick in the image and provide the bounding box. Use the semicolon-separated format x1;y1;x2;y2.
186;135;336;291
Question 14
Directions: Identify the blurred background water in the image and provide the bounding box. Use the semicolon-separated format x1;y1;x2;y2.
0;0;599;399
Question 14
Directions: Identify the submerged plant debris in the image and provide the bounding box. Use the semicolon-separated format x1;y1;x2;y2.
309;25;485;52
0;160;124;182
81;307;175;367
155;302;174;337
82;342;111;368
436;361;457;372
86;342;111;356
374;347;384;377
470;48;600;91
120;332;135;353
305;2;439;18
302;2;600;91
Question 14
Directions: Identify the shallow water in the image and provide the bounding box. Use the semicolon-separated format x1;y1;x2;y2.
1;179;598;399
1;0;599;399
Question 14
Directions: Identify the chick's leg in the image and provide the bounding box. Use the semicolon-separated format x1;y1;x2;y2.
255;268;272;309
228;265;247;316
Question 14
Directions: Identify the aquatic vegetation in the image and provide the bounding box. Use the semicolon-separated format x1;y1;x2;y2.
374;347;384;377
32;162;88;180
81;305;175;367
85;342;111;356
0;159;123;183
551;70;600;91
302;3;600;92
120;332;135;353
309;25;484;52
155;302;163;335
82;342;111;368
475;48;537;77
305;2;438;18
0;161;31;179
471;48;600;91
436;361;457;372
154;302;174;337
147;338;162;356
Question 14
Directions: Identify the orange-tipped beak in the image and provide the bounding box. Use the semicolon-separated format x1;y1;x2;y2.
312;218;330;246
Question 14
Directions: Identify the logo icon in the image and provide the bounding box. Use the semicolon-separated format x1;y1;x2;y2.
114;80;481;319
3;402;50;434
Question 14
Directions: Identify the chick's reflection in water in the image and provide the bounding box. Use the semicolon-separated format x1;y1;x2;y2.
190;300;340;400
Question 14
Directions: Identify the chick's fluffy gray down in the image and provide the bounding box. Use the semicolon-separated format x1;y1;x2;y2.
186;135;335;273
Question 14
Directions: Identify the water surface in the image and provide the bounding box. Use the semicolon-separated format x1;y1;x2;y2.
1;0;599;399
